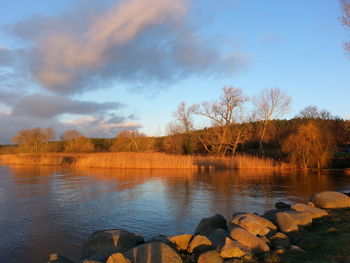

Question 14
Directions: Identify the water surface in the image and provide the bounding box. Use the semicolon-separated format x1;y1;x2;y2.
1;165;349;263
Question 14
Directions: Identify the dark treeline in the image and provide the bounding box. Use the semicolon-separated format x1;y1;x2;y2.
1;87;349;169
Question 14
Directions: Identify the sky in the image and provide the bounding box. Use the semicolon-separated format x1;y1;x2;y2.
0;0;349;143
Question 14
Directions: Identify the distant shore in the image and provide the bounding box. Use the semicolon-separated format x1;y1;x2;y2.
0;152;291;170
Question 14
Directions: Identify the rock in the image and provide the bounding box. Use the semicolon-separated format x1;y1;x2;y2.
194;214;228;237
81;229;144;261
219;237;252;259
310;191;350;209
275;212;298;233
291;203;328;219
192;244;215;257
275;201;291;210
229;226;269;255
268;232;291;249
307;202;315;207
197;250;223;263
106;253;131;263
274;246;286;255
168;234;192;251
290;245;305;253
82;255;105;263
48;254;74;263
231;213;277;236
287;211;313;226
188;235;212;253
125;242;182;263
263;209;286;223
148;235;178;251
208;228;229;249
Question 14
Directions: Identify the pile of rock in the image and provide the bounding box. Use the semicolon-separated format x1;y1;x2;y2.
47;191;350;263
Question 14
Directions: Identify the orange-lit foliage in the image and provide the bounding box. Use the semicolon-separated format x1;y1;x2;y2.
282;121;336;169
0;152;290;170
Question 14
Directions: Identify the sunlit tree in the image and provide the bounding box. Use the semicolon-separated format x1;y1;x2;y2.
61;130;94;152
253;88;291;150
282;121;336;169
12;127;55;152
191;86;248;155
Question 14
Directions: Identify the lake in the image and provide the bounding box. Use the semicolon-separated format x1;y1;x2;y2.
1;165;349;263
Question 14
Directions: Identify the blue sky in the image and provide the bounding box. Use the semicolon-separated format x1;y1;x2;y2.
0;0;349;142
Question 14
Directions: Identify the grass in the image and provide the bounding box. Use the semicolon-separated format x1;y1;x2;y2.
278;208;350;263
0;152;291;170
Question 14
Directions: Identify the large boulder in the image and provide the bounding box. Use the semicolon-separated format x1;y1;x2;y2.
188;235;212;253
106;253;131;263
275;212;298;233
168;234;192;251
194;214;228;237
275;202;291;210
310;191;350;209
291;203;328;219
148;235;178;251
228;226;269;255
287;211;313;226
268;232;291;249
197;250;223;263
231;213;277;236
208;228;230;249
219;237;252;259
124;242;182;263
81;229;144;261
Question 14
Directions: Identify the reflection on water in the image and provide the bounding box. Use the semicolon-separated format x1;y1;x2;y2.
0;165;349;263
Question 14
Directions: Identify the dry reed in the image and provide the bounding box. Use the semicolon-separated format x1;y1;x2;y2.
0;152;291;170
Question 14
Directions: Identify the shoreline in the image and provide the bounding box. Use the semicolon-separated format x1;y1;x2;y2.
0;152;292;170
46;191;350;263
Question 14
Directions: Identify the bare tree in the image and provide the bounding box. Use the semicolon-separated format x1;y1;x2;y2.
297;105;320;119
61;130;94;152
111;130;154;152
341;0;350;54
253;88;291;150
12;127;56;152
297;105;334;120
173;102;193;133
191;86;247;155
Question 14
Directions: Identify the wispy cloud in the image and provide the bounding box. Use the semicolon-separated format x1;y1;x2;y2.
11;93;123;118
7;0;248;94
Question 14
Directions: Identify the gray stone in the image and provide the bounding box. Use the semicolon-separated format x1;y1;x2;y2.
197;250;223;263
310;191;350;209
268;232;291;249
81;229;144;261
188;235;212;253
194;214;228;237
219;237;252;259
290;245;305;253
208;228;229;249
168;234;192;251
275;212;298;233
106;253;131;263
229;226;269;255
275;201;291;210
231;213;277;236
287;211;313;226
291;203;328;219
125;242;182;263
149;235;178;251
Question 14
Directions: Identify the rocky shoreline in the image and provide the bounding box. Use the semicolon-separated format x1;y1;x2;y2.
47;191;350;263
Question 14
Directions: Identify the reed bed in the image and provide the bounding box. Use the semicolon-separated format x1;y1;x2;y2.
0;152;291;170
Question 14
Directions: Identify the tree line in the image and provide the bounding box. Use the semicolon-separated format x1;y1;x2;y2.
2;87;349;169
